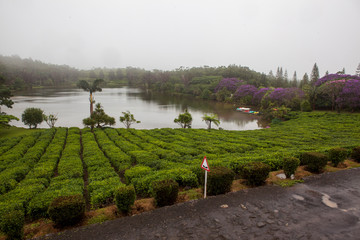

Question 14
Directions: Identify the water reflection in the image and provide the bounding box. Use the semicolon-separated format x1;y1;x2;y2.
4;87;265;130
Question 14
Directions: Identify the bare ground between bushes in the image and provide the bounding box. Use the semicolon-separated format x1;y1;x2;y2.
37;167;360;240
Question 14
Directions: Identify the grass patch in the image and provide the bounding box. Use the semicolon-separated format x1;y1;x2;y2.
0;126;44;138
85;206;117;225
325;160;360;172
131;198;155;214
178;188;203;202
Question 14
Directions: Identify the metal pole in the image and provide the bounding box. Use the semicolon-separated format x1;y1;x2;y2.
204;170;207;199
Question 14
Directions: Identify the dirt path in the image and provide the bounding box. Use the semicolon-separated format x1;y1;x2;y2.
38;168;360;240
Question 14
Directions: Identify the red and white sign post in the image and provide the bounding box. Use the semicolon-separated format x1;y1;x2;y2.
201;156;210;198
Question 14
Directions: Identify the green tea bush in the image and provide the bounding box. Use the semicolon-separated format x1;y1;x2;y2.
328;147;348;167
242;162;271;186
124;165;152;184
28;177;84;220
351;146;360;162
114;185;136;214
229;160;249;178
202;166;235;195
48;194;85;227
300;152;328;173
0;210;25;240
132;168;198;197
128;151;160;165
282;157;300;178
152;179;179;207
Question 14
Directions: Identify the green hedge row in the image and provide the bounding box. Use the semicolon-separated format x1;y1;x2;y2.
0;128;67;224
25;128;67;181
130;168;198;197
93;129;132;172
127;129;185;162
104;128;141;153
82;129;124;208
0;135;22;156
57;128;83;178
0;129;56;195
27;127;83;219
0;132;41;172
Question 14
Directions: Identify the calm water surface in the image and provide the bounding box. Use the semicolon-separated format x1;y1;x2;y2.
4;88;265;130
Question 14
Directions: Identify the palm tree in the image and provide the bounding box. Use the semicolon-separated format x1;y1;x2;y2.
77;79;104;115
202;113;220;129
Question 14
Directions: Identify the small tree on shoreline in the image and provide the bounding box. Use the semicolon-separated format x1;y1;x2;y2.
83;103;115;129
22;108;44;129
120;111;140;129
174;109;192;128
202;113;220;129
44;113;58;128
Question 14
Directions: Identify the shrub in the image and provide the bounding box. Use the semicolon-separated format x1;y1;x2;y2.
300;152;328;173
301;100;312;112
328;147;348;167
351;146;360;162
124;165;152;184
152;179;179;207
229;160;249;178
131;168;198;197
282;157;300;178
242;162;271;186
202;166;235;195
114;185;136;214
48;194;85;227
0;210;25;240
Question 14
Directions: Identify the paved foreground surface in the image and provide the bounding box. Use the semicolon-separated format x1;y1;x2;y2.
40;168;360;240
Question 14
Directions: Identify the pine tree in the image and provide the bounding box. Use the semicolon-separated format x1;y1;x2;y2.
284;70;289;86
356;63;360;77
291;71;298;87
310;63;319;85
268;70;274;78
293;71;297;82
300;73;309;89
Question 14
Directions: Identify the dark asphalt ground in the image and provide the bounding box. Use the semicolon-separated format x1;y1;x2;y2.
38;168;360;240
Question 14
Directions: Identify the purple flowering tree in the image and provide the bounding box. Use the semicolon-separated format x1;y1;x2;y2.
336;79;360;111
253;88;270;106
262;88;305;110
315;74;360;86
315;73;360;111
318;80;346;111
233;84;258;105
214;78;243;93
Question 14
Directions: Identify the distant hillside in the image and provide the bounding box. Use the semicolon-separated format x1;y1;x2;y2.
0;55;80;89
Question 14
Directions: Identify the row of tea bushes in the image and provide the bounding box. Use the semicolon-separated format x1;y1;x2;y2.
0;135;22;155
82;128;124;208
27;128;83;219
0;128;66;224
0;129;56;195
93;129;132;172
104;128;141;153
0;132;41;172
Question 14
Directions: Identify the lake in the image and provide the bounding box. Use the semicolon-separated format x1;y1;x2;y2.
4;87;266;130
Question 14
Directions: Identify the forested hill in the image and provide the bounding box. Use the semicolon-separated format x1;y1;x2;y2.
0;55;275;91
0;55;80;89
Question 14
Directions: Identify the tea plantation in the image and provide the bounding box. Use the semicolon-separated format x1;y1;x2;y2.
0;112;359;222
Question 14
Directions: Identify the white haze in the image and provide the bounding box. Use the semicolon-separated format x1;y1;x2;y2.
0;0;359;77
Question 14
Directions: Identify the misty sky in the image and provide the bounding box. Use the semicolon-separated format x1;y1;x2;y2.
1;0;359;77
